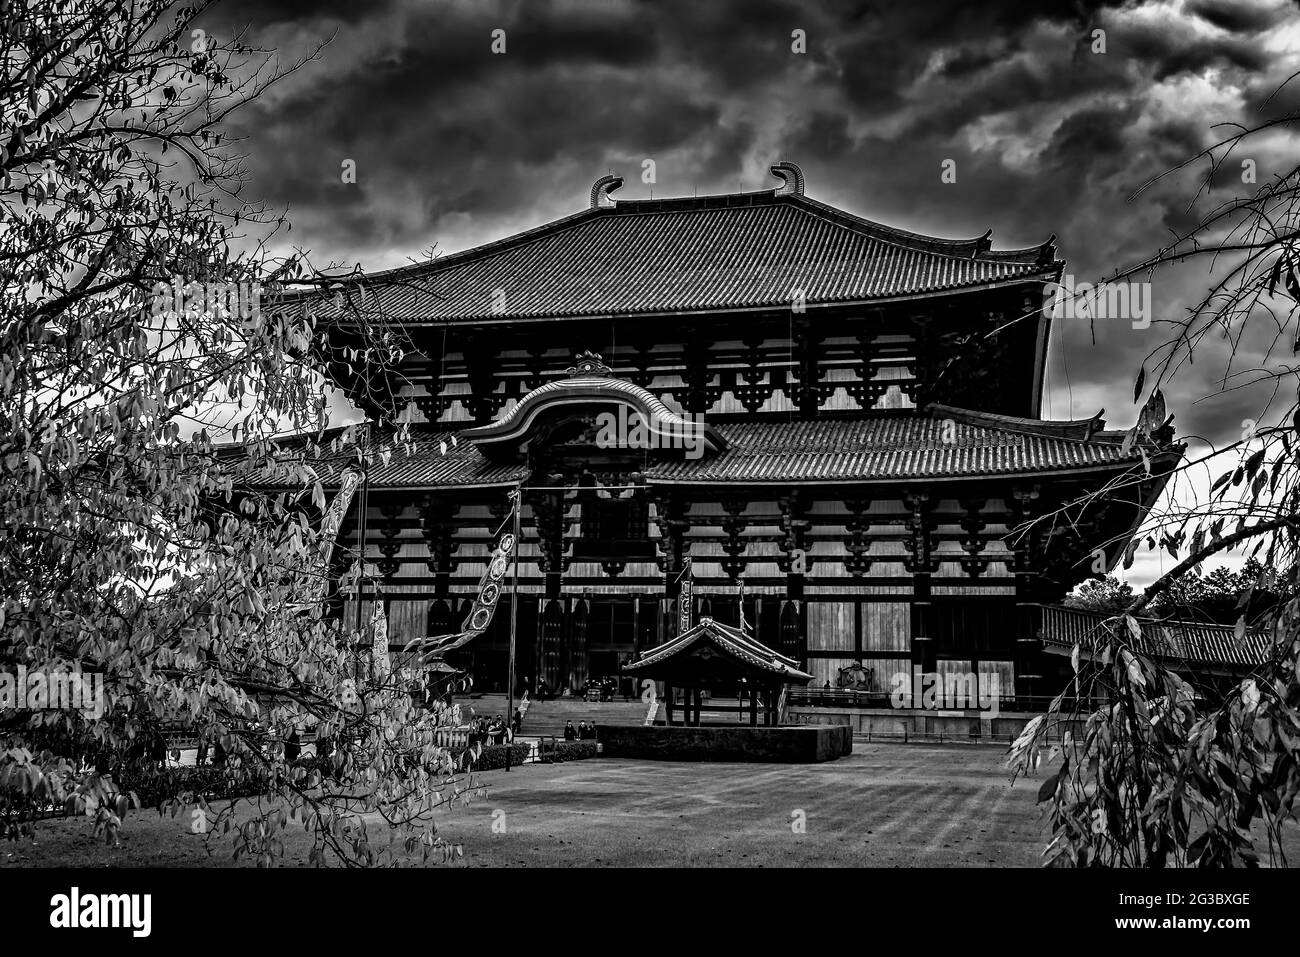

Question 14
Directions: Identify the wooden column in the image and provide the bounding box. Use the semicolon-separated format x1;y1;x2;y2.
462;337;499;424
420;494;460;600
530;488;567;601
720;495;748;583
778;492;808;601
904;490;938;677
793;319;821;416
1008;486;1045;707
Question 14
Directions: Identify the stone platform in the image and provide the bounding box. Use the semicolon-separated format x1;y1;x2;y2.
598;723;853;763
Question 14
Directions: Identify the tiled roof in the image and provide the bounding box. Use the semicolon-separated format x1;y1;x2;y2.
259;407;1152;490
624;616;814;682
1037;605;1271;670
288;189;1058;323
252;432;528;490
645;411;1145;485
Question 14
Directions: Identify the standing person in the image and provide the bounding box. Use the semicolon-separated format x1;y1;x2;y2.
511;708;523;736
577;721;589;740
564;721;577;741
588;720;597;741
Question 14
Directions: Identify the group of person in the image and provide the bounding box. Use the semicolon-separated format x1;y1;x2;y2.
562;720;598;741
470;709;525;746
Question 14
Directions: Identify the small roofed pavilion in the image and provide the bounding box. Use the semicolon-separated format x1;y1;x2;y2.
623;617;813;727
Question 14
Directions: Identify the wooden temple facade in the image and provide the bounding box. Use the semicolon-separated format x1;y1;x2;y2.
285;164;1181;707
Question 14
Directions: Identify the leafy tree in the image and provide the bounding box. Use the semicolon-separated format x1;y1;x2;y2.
1008;98;1300;867
1146;559;1293;625
0;0;475;865
1065;576;1137;617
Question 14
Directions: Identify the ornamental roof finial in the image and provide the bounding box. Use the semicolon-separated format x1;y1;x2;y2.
769;161;805;197
565;350;613;377
590;174;623;209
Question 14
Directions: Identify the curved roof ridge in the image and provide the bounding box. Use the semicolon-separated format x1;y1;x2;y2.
788;194;1055;265
605;188;782;212
926;403;1109;442
707;618;804;668
602;191;1050;267
462;371;727;454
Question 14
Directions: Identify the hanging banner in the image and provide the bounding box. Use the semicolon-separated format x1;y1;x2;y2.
404;505;519;662
294;468;363;611
678;560;693;635
371;601;390;678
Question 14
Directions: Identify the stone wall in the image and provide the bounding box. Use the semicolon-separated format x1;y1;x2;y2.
785;707;1083;744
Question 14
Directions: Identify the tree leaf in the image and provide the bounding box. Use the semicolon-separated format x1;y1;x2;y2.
1037;769;1061;803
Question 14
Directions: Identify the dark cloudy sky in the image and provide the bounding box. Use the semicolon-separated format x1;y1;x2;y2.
207;0;1300;585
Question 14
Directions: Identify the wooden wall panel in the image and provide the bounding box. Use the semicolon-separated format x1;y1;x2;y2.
982;660;1016;699
807;602;855;653
862;601;910;652
934;659;975;708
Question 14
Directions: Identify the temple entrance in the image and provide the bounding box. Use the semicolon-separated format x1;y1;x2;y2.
439;593;662;698
583;595;647;697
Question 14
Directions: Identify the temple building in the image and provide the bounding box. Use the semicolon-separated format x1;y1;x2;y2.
284;163;1182;707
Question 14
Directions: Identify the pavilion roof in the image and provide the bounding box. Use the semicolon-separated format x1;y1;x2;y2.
282;179;1060;324
623;617;814;684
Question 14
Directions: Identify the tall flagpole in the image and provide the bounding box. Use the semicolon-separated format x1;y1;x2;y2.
505;484;521;772
354;453;370;682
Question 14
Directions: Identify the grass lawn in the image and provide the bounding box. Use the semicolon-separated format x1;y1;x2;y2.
4;744;1297;867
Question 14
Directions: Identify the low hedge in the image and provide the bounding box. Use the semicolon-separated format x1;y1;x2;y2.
121;765;271;809
92;739;528;808
461;743;531;772
540;741;598;763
